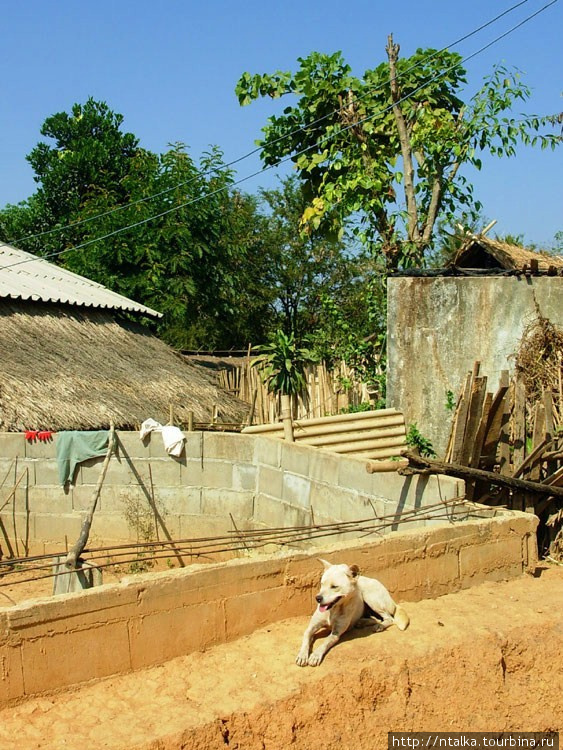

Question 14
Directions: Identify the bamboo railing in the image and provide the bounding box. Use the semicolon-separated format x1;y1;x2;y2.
218;360;376;425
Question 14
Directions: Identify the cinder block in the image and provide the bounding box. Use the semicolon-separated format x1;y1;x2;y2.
179;514;232;540
203;432;255;462
155;486;202;516
183;432;204;459
309;482;345;520
378;551;461;601
24;437;56;459
144;431;171;458
78;454;135;486
181;458;205;487
142;457;182;487
338;456;374;494
90;511;136;542
72;484;101;511
7;583;139;636
280;442;311;477
308;451;341;485
254;436;281;468
338;490;377;523
21;620;131;694
33;514;83;545
257;465;283;499
0;513;33;550
28;486;73;514
253;493;309;528
200;460;234;490
115;431;151;460
282;472;311;508
0;459;16;485
232;464;257;492
128;600;225;669
200;489;254;520
0;434;25;459
9;486;31;514
33;459;60;486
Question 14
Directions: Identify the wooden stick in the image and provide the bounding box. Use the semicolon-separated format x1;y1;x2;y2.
65;423;115;569
402;451;563;498
366;459;409;473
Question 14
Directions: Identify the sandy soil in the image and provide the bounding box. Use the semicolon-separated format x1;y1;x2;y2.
1;566;562;750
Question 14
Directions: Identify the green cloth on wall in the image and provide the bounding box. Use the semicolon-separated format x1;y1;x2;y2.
56;430;109;486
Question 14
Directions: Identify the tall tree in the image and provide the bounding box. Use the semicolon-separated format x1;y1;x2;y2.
236;40;561;269
257;175;358;341
0;101;271;349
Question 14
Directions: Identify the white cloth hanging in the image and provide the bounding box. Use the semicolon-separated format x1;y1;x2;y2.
139;418;185;457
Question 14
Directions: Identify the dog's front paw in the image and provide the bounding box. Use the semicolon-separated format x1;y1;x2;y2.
307;650;324;667
295;652;310;667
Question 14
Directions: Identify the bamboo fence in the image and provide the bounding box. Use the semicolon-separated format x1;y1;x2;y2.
218;359;376;425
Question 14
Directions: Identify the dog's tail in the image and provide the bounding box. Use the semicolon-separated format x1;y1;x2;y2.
394;604;410;631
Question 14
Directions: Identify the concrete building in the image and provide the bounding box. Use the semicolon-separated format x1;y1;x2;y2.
386;235;563;456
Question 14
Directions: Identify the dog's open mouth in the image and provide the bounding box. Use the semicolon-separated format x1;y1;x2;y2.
318;596;342;613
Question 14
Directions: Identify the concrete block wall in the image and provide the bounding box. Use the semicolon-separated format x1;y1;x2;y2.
0;431;464;555
0;512;538;705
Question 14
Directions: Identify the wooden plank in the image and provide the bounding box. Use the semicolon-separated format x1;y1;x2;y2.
470;391;493;468
450;372;474;464
513;374;527;471
529;400;546;482
459;376;487;467
481;370;510;458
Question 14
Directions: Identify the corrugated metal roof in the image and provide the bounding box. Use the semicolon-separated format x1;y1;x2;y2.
0;243;162;318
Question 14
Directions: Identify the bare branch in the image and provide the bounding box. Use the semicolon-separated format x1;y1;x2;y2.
386;34;420;244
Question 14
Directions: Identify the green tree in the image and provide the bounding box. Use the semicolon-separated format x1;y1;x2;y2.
0;100;272;350
257;175;358;340
236;38;560;270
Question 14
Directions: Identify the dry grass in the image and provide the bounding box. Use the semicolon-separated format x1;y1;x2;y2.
0;301;248;431
515;305;563;424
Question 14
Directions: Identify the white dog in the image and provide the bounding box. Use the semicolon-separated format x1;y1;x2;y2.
296;559;409;667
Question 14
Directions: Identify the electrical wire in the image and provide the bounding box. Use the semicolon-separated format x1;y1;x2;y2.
1;0;558;272
6;0;541;248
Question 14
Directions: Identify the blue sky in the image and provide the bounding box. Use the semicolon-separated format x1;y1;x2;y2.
2;0;561;248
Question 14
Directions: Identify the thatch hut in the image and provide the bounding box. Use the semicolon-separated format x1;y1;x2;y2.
0;243;248;431
454;235;563;273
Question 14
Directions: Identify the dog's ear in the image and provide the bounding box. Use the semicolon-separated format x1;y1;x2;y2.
317;558;332;570
348;564;360;578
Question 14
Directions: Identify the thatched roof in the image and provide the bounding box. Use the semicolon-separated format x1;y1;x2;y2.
454;235;563;273
0;301;248;431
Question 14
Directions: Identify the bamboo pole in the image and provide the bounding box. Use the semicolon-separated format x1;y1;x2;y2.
65;423;115;570
243;407;403;433
281;394;294;442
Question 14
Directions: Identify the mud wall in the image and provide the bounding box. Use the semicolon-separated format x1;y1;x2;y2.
0;512;538;705
0;431;463;554
386;275;563;456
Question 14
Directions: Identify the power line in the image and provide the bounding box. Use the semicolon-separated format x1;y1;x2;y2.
8;0;536;248
2;0;558;271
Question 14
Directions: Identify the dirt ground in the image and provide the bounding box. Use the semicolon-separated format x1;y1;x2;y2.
1;565;562;750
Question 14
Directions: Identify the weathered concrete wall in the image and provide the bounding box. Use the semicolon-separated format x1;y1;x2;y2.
0;512;538;705
0;431;463;554
387;275;563;456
